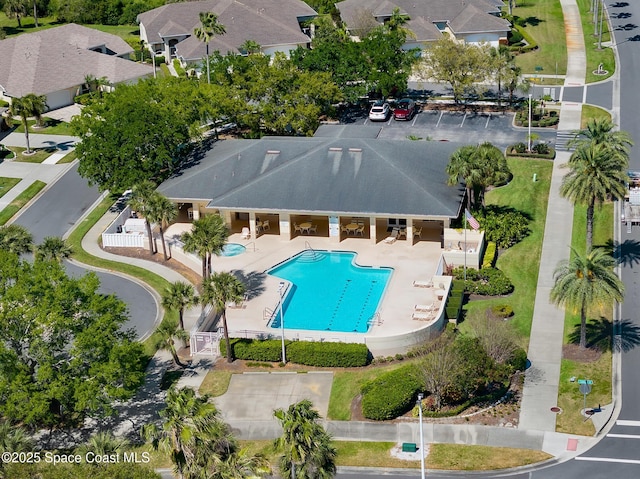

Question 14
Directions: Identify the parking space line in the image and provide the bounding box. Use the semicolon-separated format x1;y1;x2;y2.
411;114;418;127
364;118;368;125
460;112;467;127
485;113;491;128
387;117;392;126
436;111;444;128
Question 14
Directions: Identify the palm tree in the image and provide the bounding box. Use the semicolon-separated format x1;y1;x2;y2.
148;193;177;260
142;386;222;479
206;447;271;479
568;118;633;160
4;0;27;28
551;248;624;349
0;224;33;255
181;214;229;279
9;94;47;154
162;281;198;331
201;272;245;363
273;400;336;479
35;236;73;263
0;420;33;452
75;431;130;457
152;319;189;367
194;12;226;84
560;143;628;251
446;142;510;209
129;180;158;255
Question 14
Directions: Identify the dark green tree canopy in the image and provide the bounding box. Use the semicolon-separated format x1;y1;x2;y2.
0;250;145;427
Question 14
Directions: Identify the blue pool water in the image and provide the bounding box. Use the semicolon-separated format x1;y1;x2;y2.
221;243;246;257
267;251;392;333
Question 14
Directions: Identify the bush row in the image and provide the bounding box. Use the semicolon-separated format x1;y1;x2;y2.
482;242;497;268
508;22;538;53
361;364;422;420
220;338;370;367
445;289;464;322
452;267;514;296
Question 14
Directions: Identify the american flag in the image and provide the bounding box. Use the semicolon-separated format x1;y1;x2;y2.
465;209;480;230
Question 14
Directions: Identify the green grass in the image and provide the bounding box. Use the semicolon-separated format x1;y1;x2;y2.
577;0;615;83
12;117;73;135
83;24;140;45
0;180;46;225
328;362;405;420
460;159;553;343
0;177;21;199
57;150;77;164
199;370;233;397
581;104;611;128
511;0;568;76
0;13;60;36
236;440;552;470
7;147;55;163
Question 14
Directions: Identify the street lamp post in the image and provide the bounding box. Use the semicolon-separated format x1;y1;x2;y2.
527;93;533;152
417;393;425;479
279;282;286;364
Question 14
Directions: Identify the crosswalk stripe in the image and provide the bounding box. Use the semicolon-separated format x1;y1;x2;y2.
575;457;640;464
607;434;640;439
616;419;640;427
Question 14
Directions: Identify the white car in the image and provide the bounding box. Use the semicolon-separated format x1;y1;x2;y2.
368;101;390;121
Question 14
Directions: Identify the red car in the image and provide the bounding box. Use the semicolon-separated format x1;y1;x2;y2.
393;99;417;120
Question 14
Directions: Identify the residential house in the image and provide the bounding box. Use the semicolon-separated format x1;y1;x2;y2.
0;24;153;110
137;0;317;65
337;0;511;49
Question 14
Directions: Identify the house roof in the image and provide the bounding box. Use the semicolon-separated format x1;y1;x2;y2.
137;0;317;59
338;0;508;42
0;24;153;98
448;4;511;34
157;134;465;219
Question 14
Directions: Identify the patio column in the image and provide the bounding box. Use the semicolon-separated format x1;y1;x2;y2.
407;219;413;243
279;213;291;241
369;217;376;244
249;212;258;239
329;216;340;243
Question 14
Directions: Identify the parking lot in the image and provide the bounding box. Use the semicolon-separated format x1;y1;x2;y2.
350;109;558;149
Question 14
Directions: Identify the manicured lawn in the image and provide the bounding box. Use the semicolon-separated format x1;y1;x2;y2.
581;104;611;128
0;180;46;225
511;0;568;76
0;147;15;161
7;147;55;163
0;13;60;36
57;150;77;164
460;158;553;343
328;362;405;420
13;117;73;136
199;370;233;397
577;0;615;83
0;177;21;198
236;440;552;470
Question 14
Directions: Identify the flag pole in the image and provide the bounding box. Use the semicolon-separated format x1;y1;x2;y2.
464;213;467;281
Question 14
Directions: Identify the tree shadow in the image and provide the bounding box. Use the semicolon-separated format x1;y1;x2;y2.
628;34;640;41
611;2;630;7
608;238;640;266
612;12;633;19
615;23;638;31
568;317;640;353
522;16;543;27
232;270;266;300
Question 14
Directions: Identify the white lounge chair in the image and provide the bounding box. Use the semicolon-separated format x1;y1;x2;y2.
241;227;250;239
383;229;398;244
415;303;434;312
412;311;434;321
413;280;433;288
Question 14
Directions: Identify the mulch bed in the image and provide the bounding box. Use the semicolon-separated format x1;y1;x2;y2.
562;344;602;363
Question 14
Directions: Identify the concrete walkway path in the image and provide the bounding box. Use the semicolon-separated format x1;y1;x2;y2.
519;0;587;431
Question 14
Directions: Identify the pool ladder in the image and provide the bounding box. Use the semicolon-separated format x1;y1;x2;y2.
304;241;319;260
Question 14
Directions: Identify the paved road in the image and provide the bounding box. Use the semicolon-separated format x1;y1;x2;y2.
12;163;158;339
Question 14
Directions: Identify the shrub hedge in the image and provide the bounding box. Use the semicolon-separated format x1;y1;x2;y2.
220;338;370;367
452;267;514;296
482;242;497;268
491;303;514;318
361;364;422;420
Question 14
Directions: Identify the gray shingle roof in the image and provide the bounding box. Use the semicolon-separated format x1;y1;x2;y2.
448;4;511;34
338;0;508;41
137;0;316;59
0;24;153;98
158;134;465;218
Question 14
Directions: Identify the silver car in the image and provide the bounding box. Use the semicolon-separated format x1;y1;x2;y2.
368;101;390;121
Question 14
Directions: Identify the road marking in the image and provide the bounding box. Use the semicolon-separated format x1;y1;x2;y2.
575;457;640;465
460;112;467;127
607;434;640;439
616;420;640;427
364;118;368;125
387;116;392;126
436;111;443;128
411;114;418;127
485;113;491;128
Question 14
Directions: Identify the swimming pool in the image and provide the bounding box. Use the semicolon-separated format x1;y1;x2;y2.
266;251;392;333
221;243;246;257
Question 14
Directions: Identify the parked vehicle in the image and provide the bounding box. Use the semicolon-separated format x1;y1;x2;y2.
393;98;416;121
369;101;390;121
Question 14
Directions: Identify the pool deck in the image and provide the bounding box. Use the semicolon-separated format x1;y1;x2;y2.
165;225;452;350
